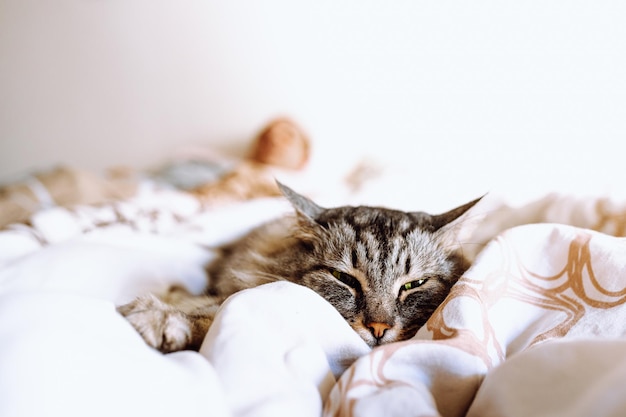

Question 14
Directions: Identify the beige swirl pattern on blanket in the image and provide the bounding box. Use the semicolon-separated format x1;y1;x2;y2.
5;182;626;417
324;224;626;417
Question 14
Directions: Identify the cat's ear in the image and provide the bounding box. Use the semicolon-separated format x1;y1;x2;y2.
427;195;486;250
430;196;484;231
276;181;325;220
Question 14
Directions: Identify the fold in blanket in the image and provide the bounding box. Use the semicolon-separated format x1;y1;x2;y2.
0;166;136;228
3;181;626;417
324;224;626;417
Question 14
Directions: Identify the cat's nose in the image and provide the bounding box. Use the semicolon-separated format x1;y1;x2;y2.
367;322;392;340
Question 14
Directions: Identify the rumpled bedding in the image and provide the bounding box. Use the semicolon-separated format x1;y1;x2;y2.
2;172;626;417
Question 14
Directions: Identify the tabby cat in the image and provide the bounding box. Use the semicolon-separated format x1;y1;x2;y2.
118;182;482;351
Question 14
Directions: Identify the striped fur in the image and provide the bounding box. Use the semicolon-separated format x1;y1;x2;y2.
206;183;481;347
120;183;481;351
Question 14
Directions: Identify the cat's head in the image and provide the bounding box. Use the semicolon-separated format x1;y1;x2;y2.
278;182;483;347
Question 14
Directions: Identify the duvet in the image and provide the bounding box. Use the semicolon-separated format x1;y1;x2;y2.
2;180;626;417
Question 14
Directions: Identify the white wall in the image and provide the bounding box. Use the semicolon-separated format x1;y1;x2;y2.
1;1;625;201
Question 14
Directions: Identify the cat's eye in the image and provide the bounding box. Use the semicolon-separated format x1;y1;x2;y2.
331;269;361;291
400;279;428;293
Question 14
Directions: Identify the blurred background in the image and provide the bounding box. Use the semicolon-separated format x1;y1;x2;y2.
1;0;625;204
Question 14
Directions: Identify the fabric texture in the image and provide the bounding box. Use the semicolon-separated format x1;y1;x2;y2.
2;181;626;417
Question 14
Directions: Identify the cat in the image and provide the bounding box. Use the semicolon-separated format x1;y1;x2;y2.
118;182;483;352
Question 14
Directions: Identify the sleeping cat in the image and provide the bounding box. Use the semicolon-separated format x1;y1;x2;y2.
118;182;482;351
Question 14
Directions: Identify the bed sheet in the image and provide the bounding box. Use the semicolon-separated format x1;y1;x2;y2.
2;181;626;417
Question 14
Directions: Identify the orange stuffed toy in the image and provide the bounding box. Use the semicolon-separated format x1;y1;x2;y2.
191;117;311;206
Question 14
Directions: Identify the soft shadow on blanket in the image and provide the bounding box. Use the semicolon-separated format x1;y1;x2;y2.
3;180;626;416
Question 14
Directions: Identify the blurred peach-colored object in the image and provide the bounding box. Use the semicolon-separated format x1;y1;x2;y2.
250;118;310;170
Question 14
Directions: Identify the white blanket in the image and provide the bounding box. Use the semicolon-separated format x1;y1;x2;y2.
2;183;626;417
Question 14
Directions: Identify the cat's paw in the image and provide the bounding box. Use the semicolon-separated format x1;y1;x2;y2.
117;294;192;353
